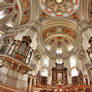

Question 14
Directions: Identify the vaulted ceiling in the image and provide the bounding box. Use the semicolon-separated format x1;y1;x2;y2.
0;0;92;59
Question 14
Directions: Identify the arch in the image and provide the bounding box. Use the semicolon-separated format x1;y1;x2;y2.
42;56;49;66
70;56;76;68
71;68;78;77
41;68;48;77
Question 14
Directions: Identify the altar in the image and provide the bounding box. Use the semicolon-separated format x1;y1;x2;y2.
52;63;68;86
32;62;92;92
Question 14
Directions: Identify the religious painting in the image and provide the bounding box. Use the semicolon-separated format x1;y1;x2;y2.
57;73;62;80
57;72;62;85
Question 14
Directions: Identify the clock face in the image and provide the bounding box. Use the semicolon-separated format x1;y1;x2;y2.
40;0;80;17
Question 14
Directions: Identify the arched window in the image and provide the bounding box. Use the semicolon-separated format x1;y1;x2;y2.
41;68;48;77
71;68;78;77
42;56;49;66
70;56;76;68
46;45;51;51
0;34;2;39
0;10;5;19
56;59;63;64
6;22;14;28
56;48;62;54
68;45;73;51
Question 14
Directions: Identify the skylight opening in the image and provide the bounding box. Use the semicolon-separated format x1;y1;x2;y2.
68;45;73;51
46;45;51;51
56;59;63;64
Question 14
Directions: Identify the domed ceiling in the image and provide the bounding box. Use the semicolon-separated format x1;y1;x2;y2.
38;19;81;59
40;0;80;17
0;0;32;28
0;0;91;59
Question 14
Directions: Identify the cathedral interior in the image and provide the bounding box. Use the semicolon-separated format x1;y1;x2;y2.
0;0;92;92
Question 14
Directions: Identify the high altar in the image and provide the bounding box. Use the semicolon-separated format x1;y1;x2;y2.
52;63;68;86
32;61;92;92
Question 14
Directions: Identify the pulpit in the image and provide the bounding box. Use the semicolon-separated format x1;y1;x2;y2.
52;63;68;85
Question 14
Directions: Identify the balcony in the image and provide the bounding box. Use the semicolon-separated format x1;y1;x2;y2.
0;54;32;74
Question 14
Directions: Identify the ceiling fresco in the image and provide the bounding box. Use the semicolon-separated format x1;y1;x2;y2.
40;0;80;17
